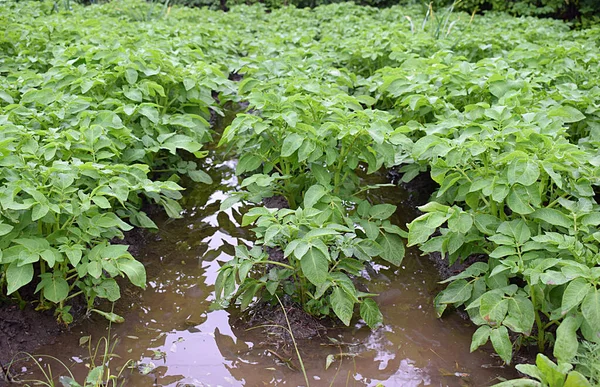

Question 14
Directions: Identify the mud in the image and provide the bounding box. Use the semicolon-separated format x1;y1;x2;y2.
232;298;328;343
263;195;290;210
387;168;438;207
0;303;61;381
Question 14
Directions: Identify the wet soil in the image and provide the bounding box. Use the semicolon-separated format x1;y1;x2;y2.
263;195;290;210
387;168;438;207
233;298;328;343
0;303;61;376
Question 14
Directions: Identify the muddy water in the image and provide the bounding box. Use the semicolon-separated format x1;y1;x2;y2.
22;124;519;387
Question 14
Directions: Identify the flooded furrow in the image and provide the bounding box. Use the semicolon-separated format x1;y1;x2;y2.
17;115;519;387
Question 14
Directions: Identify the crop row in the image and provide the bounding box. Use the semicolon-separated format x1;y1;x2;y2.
206;2;600;383
0;0;235;322
2;0;600;384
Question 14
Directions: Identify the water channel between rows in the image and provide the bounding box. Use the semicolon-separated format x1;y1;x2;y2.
26;112;519;387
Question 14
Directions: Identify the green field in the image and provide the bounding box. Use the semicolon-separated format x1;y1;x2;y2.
1;0;600;385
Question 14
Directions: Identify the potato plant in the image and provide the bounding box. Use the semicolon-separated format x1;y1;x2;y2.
215;185;405;327
2;0;600;382
210;0;600;378
0;0;233;322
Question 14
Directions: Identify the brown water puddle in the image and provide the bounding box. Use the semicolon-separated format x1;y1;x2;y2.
15;119;519;387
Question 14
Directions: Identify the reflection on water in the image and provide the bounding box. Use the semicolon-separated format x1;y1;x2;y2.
22;117;519;387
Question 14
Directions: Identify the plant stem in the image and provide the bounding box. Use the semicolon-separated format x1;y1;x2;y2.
530;283;545;352
256;260;294;270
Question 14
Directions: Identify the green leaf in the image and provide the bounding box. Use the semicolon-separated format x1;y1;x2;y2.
188;169;213;184
375;232;405;266
236;154;263;175
93;111;123;129
117;259;147;289
497;220;531;245
581;287;600;337
32;203;50;221
124;88;142;102
242;207;272;226
490;326;512;364
531;208;571;229
330;287;354;326
95;279;121;302
0;222;14;236
161;134;202;154
369;204;396;220
6;262;34;295
183;77;195;91
489;246;517;258
300;246;328;286
514;364;544;381
0;90;14;104
407;212;449;246
214;267;232;301
561;278;591;315
503;296;534;335
134;211;158;229
548;105;585;123
281;133;304;157
124;68;138;85
540;271;570;286
490;379;540;387
42;275;69;303
282;111;298;128
91;309;125;323
448;212;473;234
311;164;331;186
438;279;472;305
479;292;509;325
88;261;102;278
22;88;57;105
360;298;383;329
92;196;111;209
361;220;380;240
564;371;592;387
64;246;82;267
507;185;535;215
508;159;540;187
535;354;568;386
303;185;327;209
434;292;448;317
59;376;83;387
554;315;581;362
304;228;339;239
86;366;104;385
470;325;491;352
139;105;159;124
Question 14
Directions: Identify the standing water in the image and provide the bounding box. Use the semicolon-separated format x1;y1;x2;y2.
19;114;519;387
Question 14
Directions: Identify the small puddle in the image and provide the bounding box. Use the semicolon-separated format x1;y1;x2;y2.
21;112;519;387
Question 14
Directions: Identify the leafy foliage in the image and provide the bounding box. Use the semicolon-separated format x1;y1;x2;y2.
0;0;233;321
215;190;405;327
2;1;600;383
492;353;592;387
